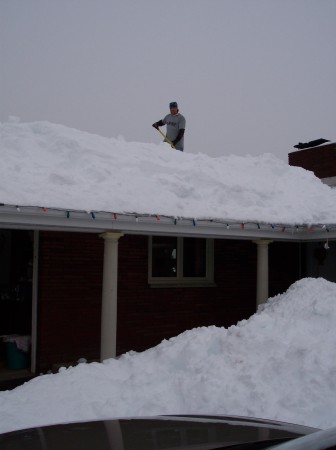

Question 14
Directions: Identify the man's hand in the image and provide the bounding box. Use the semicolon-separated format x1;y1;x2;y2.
152;120;164;129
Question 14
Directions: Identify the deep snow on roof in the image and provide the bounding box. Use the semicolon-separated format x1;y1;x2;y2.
2;119;336;225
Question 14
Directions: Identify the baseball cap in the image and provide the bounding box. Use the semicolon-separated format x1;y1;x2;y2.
169;101;178;108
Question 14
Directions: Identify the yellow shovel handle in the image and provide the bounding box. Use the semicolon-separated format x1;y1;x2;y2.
156;128;175;149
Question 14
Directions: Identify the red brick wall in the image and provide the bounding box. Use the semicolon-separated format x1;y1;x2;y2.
117;237;258;355
37;232;301;371
117;237;301;354
288;143;336;179
269;241;302;297
37;232;104;371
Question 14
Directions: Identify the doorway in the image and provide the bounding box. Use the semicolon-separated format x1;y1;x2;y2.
0;230;34;384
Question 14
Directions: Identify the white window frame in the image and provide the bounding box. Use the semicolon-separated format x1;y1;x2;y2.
148;236;215;287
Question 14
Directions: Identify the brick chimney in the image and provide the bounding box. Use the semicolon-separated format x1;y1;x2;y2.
288;142;336;186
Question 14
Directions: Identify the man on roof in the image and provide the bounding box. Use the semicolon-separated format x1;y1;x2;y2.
152;101;186;151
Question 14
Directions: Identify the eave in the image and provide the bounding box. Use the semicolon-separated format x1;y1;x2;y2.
0;204;335;241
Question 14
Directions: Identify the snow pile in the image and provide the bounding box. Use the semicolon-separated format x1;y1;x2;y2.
1;119;336;224
0;277;336;433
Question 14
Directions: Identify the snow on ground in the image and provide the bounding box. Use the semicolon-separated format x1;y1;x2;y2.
0;277;336;433
1;118;336;224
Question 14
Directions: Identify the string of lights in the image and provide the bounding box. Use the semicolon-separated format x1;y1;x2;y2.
0;202;334;236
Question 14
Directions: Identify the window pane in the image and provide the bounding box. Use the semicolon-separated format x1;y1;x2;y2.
183;238;206;277
152;236;177;277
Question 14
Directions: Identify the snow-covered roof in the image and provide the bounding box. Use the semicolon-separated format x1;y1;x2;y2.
2;119;336;239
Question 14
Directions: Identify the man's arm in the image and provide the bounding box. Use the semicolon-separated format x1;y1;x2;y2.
172;129;185;146
152;120;164;129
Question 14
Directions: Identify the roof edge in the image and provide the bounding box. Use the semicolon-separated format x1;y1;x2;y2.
1;204;335;241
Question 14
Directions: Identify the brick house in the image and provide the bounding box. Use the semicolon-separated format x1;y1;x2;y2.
0;140;335;383
0;207;325;378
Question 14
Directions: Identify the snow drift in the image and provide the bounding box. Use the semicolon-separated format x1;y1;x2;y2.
0;278;336;433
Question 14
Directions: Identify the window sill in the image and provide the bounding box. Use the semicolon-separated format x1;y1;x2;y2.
149;280;216;288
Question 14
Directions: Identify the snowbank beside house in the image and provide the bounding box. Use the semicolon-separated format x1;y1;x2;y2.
1;119;336;224
0;277;336;433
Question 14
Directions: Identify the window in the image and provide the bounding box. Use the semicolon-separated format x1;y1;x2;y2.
148;236;214;287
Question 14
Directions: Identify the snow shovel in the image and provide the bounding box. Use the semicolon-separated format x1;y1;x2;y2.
155;127;175;149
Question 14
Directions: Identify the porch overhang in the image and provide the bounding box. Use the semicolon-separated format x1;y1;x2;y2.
1;204;335;241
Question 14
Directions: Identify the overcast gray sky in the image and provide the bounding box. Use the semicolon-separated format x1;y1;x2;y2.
1;0;335;161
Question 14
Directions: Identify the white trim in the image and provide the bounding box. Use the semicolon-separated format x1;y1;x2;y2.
1;204;336;241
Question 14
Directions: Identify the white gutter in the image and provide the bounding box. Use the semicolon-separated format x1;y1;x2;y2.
0;204;335;241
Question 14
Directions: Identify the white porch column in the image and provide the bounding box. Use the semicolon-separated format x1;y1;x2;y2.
253;240;273;307
100;232;124;362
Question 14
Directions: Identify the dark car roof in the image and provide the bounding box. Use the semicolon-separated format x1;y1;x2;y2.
0;415;318;450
